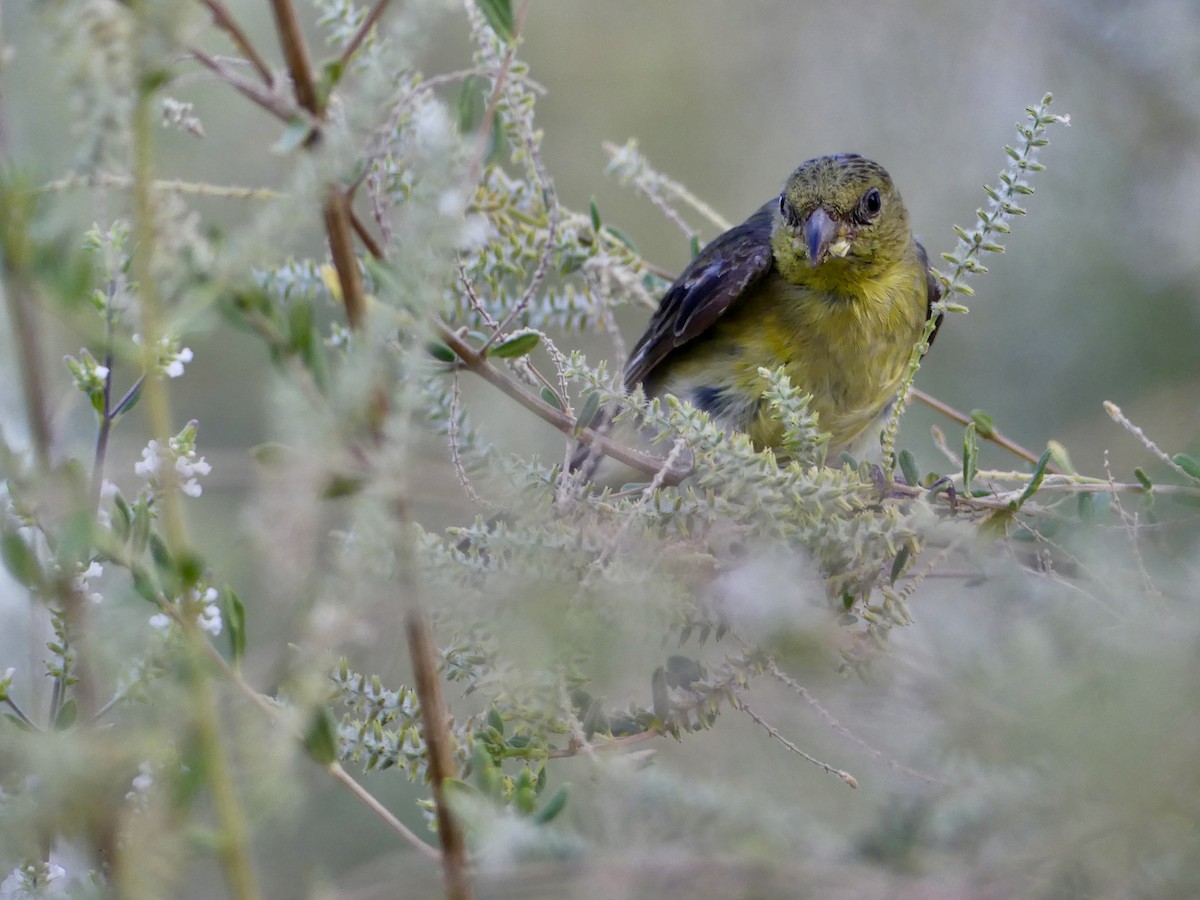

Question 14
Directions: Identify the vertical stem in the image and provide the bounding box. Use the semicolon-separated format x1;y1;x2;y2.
406;606;472;900
130;8;261;898
3;270;53;474
268;0;319;115
324;190;366;329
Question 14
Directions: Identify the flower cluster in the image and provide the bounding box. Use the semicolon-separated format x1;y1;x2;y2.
134;421;212;498
132;334;194;379
149;584;222;636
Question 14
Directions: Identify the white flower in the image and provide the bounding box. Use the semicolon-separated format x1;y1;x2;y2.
164;347;193;379
197;587;222;635
135;441;163;480
198;603;222;636
459;214;494;252
75;561;104;605
135;426;211;499
148;613;171;631
0;861;66;897
410;99;453;154
100;480;119;499
129;761;154;795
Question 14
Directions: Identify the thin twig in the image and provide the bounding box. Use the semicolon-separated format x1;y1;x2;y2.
1104;451;1163;601
739;701;858;789
433;318;682;482
448;374;487;506
406;607;473;900
3;696;40;731
337;0;392;71
328;762;442;862
766;661;944;785
1104;400;1200;484
911;387;1056;473
197;0;275;85
350;208;384;261
187;47;300;124
42;172;286;201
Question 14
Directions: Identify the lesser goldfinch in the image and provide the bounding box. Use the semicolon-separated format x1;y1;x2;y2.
576;153;939;474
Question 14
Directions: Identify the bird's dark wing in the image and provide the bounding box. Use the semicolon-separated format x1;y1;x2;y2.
916;239;943;350
623;202;777;390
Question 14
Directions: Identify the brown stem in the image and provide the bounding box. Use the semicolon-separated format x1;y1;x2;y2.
197;0;275;85
269;0;320;115
337;0;392;71
324;191;367;329
350;207;384;261
188;47;300;124
432;319;684;482
3;276;52;472
406;607;473;900
910;386;1059;474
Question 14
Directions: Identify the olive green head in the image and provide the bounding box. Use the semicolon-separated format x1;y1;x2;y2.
772;154;912;285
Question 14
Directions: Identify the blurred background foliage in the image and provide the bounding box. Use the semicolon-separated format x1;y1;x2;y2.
0;0;1199;898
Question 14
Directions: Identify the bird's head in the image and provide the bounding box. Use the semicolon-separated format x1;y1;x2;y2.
772;154;911;285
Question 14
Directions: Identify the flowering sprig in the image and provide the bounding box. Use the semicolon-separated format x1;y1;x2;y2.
149;583;223;636
65;347;111;414
134;420;212;499
133;333;194;379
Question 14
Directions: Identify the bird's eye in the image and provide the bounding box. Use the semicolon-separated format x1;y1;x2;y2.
856;187;883;223
779;195;800;227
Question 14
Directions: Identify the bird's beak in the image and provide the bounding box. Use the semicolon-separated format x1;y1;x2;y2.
803;207;838;267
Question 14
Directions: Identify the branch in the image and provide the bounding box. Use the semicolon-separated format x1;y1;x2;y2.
187;47;301;124
269;0;320;116
433;318;685;483
407;607;473;900
911;387;1058;473
197;0;275;85
337;0;392;71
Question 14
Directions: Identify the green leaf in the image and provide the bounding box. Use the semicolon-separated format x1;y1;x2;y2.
472;743;502;798
149;532;173;582
514;766;537;815
1077;492;1095;523
475;0;514;41
603;225;637;252
426;341;456;363
573;392;601;436
589;198;602;232
889;545;911;584
689;234;701;259
273;118;313;155
224;588;246;664
488;332;540;359
54;698;77;731
897;448;920;486
487;706;505;737
1173;453;1200;482
540;387;564;411
1011;447;1052;510
962;422;978;492
1134;467;1153;490
302;707;338;765
969;408;995;437
1;529;42;590
456;75;486;134
132;567;159;604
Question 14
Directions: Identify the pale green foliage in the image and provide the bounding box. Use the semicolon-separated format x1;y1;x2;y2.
2;1;1200;897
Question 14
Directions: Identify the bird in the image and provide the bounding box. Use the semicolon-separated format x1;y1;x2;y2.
573;153;940;477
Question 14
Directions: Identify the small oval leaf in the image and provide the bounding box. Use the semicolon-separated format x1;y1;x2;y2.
487;332;540;359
